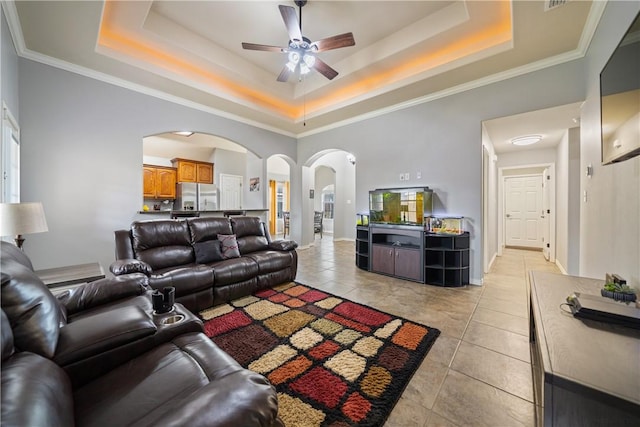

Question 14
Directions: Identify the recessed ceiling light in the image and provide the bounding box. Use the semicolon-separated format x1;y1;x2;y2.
511;135;542;146
172;131;194;137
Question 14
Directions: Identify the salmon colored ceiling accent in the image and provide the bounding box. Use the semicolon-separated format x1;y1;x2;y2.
98;1;512;121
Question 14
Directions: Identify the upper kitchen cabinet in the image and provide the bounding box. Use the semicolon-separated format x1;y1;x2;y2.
171;158;214;184
143;165;177;199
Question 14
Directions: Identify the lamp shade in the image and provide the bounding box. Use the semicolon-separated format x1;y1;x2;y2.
0;202;49;237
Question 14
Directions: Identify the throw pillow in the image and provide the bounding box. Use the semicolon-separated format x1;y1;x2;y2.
193;240;224;264
218;234;240;259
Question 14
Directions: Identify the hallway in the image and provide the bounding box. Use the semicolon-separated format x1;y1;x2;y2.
295;238;561;426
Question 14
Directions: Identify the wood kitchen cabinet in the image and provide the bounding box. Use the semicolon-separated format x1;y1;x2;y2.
171;158;214;184
143;165;177;199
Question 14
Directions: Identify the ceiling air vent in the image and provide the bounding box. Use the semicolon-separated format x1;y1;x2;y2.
545;0;568;11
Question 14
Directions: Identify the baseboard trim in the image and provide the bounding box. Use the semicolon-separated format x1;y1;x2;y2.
555;260;568;275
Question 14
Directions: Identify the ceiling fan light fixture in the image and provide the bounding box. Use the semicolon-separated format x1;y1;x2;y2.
511;135;542;146
303;54;315;67
288;51;300;65
300;63;311;75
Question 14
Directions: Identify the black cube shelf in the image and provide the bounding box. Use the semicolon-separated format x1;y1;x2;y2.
424;232;470;287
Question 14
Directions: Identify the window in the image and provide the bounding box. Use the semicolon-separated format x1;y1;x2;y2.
2;103;20;203
276;181;288;219
322;190;334;219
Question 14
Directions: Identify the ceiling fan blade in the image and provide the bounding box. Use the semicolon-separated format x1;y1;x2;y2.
312;33;355;52
242;42;286;52
312;57;339;80
277;65;293;82
279;5;302;42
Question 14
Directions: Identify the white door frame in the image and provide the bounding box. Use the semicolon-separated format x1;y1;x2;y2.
498;163;556;262
504;174;543;249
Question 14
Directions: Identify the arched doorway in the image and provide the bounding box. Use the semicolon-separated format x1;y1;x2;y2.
266;155;291;236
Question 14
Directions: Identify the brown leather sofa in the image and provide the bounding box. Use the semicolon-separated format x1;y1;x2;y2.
0;241;282;426
111;216;298;313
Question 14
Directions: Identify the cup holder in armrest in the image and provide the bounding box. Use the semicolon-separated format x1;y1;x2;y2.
161;314;185;325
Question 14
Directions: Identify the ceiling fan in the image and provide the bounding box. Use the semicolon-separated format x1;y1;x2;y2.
241;0;355;82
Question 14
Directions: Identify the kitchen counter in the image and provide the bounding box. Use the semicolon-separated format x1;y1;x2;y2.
134;209;270;224
137;209;268;215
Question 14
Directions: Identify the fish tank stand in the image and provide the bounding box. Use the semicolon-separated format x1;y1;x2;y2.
424;232;470;287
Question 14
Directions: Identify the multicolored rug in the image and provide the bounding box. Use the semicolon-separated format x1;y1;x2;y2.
200;282;440;426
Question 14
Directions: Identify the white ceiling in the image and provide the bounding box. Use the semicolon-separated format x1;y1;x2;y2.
6;0;602;141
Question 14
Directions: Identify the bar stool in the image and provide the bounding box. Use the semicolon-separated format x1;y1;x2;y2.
282;211;290;238
223;210;246;218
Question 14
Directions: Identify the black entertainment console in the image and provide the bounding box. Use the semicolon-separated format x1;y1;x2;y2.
355;224;470;287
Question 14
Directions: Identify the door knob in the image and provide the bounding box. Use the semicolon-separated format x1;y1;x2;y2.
506;214;511;218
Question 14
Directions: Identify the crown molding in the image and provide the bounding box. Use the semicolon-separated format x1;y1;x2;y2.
298;1;607;139
3;0;607;141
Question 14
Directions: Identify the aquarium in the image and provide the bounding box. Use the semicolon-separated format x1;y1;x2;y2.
356;212;369;226
369;187;433;226
425;216;465;235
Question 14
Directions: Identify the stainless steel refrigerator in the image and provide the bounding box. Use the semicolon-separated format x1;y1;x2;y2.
197;184;218;211
176;183;218;211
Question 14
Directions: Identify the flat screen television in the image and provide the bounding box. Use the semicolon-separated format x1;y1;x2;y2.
600;11;640;165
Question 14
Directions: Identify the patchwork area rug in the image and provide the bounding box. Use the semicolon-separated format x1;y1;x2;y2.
200;282;440;427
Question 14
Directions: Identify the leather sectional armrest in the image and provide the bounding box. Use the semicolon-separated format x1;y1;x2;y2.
109;259;152;276
268;240;298;251
54;306;157;367
56;273;149;315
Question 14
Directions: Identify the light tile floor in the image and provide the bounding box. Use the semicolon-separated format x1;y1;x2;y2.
294;237;561;427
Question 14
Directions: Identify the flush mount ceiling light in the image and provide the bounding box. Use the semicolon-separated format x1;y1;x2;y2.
511;135;542;146
172;131;194;137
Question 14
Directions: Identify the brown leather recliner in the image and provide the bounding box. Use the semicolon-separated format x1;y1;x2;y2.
0;241;282;426
112;216;298;313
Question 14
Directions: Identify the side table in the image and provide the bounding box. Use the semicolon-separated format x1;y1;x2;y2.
36;262;105;293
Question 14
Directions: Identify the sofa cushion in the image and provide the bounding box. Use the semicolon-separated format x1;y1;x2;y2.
0;241;34;271
238;235;270;254
188;217;233;243
1;310;14;362
149;264;214;296
73;333;279;427
218;234;241;259
245;250;295;274
131;220;194;270
1;351;74;427
211;258;260;286
0;259;61;358
231;216;264;238
109;258;152;276
56;273;149;316
193;240;224;264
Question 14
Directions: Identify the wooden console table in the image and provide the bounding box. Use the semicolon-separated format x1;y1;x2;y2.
529;271;640;426
36;262;105;289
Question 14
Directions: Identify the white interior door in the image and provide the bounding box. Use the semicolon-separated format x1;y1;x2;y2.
542;168;550;260
219;174;243;210
505;176;543;248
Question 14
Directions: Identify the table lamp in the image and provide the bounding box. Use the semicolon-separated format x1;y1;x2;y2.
0;202;49;250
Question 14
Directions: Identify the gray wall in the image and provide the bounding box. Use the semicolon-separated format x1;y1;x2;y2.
17;60;295;271
567;127;581;274
1;7;19;119
579;1;640;285
299;60;588;285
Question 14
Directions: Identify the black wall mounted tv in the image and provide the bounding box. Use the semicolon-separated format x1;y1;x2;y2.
600;11;640;165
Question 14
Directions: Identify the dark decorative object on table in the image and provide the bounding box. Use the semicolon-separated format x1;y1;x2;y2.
601;278;637;303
